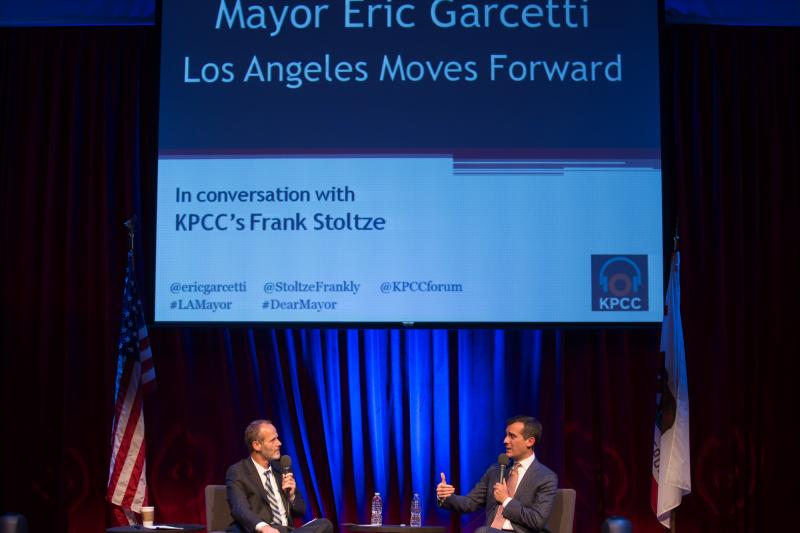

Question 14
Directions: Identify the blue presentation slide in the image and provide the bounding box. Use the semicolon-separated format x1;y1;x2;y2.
154;0;664;324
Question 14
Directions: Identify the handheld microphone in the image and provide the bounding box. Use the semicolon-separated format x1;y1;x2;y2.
280;455;293;497
498;454;509;482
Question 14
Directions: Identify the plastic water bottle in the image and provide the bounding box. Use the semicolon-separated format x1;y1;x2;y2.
371;492;383;526
410;493;422;527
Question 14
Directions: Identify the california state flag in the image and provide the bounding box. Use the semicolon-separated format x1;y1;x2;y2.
651;252;691;528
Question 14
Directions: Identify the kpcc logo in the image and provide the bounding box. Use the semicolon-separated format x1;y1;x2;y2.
591;255;648;311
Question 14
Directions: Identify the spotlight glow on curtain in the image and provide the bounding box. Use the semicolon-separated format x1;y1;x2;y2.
240;329;550;529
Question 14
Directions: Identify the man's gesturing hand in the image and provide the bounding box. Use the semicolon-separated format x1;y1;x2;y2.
436;472;455;500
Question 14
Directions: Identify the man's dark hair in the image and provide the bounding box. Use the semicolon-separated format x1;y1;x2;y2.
244;419;273;452
506;415;542;444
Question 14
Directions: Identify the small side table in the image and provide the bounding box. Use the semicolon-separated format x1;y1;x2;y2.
106;524;205;532
342;524;446;533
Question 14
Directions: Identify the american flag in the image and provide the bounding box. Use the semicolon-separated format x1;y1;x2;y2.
106;250;156;525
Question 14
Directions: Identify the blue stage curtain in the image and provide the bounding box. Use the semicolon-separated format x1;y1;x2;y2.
208;328;572;530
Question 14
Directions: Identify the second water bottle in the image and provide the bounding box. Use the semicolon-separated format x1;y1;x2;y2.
371;492;382;526
410;493;422;527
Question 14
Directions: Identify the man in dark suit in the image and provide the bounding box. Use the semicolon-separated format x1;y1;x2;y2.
436;415;558;533
226;419;333;533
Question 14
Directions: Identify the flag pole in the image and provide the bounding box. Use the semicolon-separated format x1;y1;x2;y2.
669;218;680;533
671;220;678;533
673;219;679;254
671;220;679;533
124;215;137;254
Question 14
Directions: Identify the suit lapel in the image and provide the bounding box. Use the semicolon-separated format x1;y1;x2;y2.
514;460;539;498
244;458;271;504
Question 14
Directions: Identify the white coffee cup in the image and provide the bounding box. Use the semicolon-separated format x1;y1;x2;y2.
141;506;155;528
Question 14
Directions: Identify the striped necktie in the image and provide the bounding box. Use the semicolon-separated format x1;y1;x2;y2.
263;470;286;526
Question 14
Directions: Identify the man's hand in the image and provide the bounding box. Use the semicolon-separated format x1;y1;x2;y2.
281;472;297;501
257;525;281;533
436;472;455;500
493;480;509;504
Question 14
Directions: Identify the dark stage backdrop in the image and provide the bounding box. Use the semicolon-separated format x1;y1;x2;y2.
0;25;798;533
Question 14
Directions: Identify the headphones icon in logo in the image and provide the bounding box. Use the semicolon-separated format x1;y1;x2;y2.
598;256;642;297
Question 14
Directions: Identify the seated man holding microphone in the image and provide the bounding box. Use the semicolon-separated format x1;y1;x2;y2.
436;415;558;533
226;419;333;533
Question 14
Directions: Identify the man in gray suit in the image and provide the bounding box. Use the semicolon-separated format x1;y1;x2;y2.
436;416;558;533
226;419;333;533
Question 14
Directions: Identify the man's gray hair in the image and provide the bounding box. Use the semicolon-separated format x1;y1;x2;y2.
244;419;273;452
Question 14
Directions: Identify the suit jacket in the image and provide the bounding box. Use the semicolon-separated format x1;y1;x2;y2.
441;459;558;533
226;458;307;533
